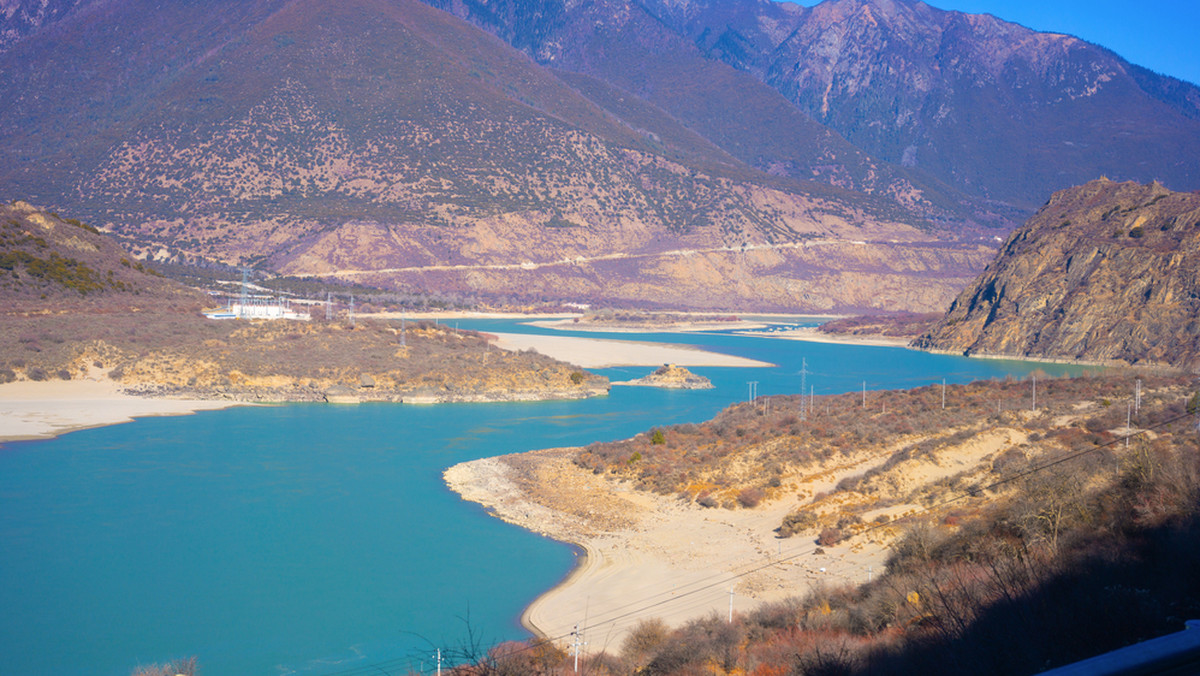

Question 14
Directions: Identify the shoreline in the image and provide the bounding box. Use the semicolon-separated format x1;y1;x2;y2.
0;328;765;446
0;379;241;445
489;332;772;369
741;326;912;348
444;449;891;653
525;313;843;335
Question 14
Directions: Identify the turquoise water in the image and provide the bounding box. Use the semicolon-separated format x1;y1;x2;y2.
0;321;1086;675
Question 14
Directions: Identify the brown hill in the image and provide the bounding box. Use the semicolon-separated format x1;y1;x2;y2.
0;204;608;401
454;371;1200;675
0;200;205;312
912;179;1200;368
0;0;1002;313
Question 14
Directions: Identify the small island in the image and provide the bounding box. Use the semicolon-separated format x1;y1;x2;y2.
613;363;713;389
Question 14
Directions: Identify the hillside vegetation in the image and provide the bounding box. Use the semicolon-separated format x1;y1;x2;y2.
0;204;607;402
453;371;1200;674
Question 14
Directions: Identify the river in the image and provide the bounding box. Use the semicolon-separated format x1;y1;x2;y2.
0;319;1084;675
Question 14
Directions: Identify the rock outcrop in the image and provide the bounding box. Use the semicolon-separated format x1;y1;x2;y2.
912;179;1200;368
616;363;713;389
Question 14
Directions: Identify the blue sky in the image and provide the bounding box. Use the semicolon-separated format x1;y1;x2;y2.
786;0;1200;85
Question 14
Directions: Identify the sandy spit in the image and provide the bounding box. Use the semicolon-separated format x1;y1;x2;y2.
444;450;889;655
489;332;771;369
743;326;913;348
0;378;240;444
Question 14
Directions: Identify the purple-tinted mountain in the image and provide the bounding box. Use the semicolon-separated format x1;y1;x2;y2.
4;0;1196;312
433;0;1200;209
425;0;1012;229
0;0;999;312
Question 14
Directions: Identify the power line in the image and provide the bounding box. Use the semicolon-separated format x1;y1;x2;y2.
316;398;1194;676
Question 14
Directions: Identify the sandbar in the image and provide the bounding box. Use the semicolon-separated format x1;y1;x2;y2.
740;326;912;348
489;332;771;369
0;378;239;444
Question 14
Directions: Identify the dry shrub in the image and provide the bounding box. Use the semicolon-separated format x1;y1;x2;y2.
779;509;817;537
622;617;670;664
737;487;764;508
816;527;843;547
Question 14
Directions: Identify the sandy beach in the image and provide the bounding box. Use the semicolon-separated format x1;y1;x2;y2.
742;326;912;348
0;326;764;445
489;332;772;368
0;378;239;444
444;448;898;654
444;414;1027;655
526;313;842;335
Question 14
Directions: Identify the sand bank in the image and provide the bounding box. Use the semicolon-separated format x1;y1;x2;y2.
369;311;577;321
526;318;769;334
741;326;912;348
0;379;239;444
445;449;890;654
527;313;842;335
489;332;771;369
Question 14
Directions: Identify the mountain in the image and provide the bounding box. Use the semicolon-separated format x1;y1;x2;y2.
0;0;998;313
912;179;1200;368
423;0;1017;227
437;0;1200;209
4;0;1197;312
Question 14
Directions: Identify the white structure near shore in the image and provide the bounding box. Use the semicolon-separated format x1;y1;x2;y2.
204;298;311;321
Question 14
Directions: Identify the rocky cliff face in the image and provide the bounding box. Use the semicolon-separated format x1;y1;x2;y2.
912;179;1200;368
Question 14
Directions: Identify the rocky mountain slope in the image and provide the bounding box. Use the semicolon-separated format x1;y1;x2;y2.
3;0;1197;312
468;0;1200;209
0;0;1001;313
912;179;1200;368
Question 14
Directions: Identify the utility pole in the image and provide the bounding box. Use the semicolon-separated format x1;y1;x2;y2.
799;358;809;420
747;381;758;404
1127;402;1132;450
571;624;587;673
349;294;356;328
325;291;332;320
239;267;250;318
728;585;734;623
435;648;442;676
1135;379;1142;415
